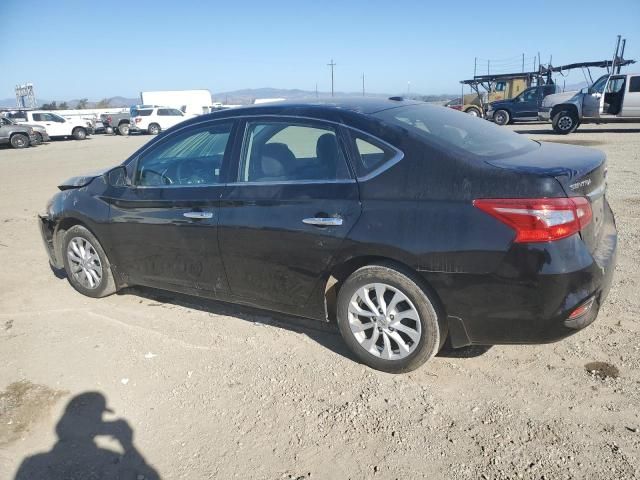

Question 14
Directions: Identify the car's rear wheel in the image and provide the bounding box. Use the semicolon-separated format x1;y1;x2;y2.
72;127;87;140
336;264;443;373
552;110;579;134
34;132;43;144
62;225;116;298
148;123;160;135
118;123;129;135
493;109;510;126
10;133;29;149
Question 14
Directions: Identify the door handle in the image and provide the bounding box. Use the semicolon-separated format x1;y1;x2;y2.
183;211;213;219
303;216;343;227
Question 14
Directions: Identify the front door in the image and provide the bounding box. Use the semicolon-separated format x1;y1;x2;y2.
218;118;361;310
157;108;186;130
31;112;67;136
512;88;539;119
583;74;609;118
105;120;235;293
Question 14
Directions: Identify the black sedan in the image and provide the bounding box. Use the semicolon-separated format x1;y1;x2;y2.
39;98;617;372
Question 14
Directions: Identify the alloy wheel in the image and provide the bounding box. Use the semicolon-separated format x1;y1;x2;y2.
348;283;422;360
67;237;103;289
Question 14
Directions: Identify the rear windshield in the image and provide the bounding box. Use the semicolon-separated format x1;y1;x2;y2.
374;104;537;158
131;108;153;117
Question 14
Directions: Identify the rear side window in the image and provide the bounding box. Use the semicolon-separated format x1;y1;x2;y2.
629;76;640;93
135;109;153;117
238;121;351;182
350;134;398;178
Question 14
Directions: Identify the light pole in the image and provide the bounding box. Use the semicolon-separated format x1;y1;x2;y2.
327;59;336;97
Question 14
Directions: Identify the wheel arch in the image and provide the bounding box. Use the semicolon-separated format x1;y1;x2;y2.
324;255;447;327
550;103;578;119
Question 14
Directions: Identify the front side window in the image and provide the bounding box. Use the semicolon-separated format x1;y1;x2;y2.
520;88;538;102
157;109;169;116
238;121;350;182
495;82;506;92
591;75;609;94
135;122;232;187
375;104;537;158
169;109;183;116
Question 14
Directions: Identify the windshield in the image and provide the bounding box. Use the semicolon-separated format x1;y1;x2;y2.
374;104;537;158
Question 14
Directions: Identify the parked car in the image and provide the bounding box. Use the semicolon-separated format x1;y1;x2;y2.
486;84;559;125
4;110;93;140
129;106;186;135
38;98;617;372
444;98;463;111
1;116;49;144
0;118;36;148
101;112;131;135
540;72;640;133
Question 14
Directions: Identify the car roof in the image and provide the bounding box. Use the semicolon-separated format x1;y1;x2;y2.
225;97;422;115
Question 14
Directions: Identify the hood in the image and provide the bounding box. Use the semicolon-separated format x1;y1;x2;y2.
541;90;579;107
489;98;514;109
58;167;111;191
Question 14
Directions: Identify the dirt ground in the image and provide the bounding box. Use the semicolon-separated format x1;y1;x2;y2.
1;123;639;479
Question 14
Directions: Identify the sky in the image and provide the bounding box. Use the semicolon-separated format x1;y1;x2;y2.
1;0;639;101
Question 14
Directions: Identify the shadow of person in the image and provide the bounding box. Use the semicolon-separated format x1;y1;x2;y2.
14;392;160;480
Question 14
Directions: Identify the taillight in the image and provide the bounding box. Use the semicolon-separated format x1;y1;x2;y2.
107;115;112;123
473;197;592;243
135;117;141;123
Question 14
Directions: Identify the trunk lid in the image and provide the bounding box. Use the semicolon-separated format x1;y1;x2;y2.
486;142;607;253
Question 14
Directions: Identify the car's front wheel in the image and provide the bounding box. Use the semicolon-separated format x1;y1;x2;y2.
336;264;444;373
493;109;510;126
62;225;117;298
552;110;579;134
10;133;29;149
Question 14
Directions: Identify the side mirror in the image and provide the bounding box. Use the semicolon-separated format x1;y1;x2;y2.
107;165;130;187
580;87;589;94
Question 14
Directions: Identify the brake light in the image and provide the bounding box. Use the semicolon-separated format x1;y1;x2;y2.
568;297;595;319
107;115;112;123
135;117;141;123
473;197;592;243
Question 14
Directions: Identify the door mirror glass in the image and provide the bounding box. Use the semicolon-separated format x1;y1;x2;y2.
107;165;129;187
581;87;589;94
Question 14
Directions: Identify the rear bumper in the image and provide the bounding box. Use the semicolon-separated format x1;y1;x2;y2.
428;201;617;347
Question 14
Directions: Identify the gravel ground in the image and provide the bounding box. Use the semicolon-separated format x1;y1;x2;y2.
1;124;639;479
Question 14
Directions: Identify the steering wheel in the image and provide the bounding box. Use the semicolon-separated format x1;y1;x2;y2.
177;158;210;185
141;168;173;186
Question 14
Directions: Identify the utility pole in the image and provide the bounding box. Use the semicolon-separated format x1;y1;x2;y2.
522;53;525;72
315;83;318;98
362;73;365;96
327;59;336;97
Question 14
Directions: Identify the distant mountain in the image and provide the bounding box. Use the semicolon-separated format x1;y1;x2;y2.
0;96;138;109
1;90;458;110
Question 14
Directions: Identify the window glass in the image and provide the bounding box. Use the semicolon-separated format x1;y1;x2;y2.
374;104;537;158
591;75;609;94
135;122;232;187
238;122;350;182
1;118;10;125
157;109;169;116
32;113;44;121
606;77;625;93
495;82;506;92
169;109;183;116
630;76;640;93
521;88;537;102
352;135;397;177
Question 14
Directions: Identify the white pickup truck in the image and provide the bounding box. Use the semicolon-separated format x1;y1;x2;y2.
4;110;93;140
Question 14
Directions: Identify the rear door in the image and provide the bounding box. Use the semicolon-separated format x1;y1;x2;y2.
621;75;640;117
106;120;236;293
218;118;361;309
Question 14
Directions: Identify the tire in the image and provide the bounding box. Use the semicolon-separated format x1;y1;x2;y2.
493;109;510;126
336;263;444;373
72;127;87;140
105;126;114;135
466;107;481;117
552;110;579;134
118;123;130;136
62;225;117;298
10;133;29;149
34;132;43;145
147;123;160;135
